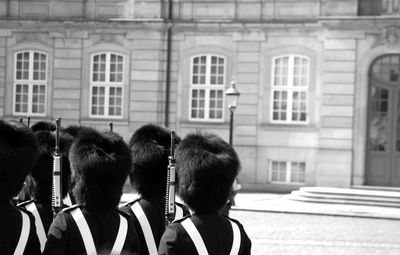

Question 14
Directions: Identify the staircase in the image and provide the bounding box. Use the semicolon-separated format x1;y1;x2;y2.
288;186;400;208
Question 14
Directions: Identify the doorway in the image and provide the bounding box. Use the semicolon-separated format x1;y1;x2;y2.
366;54;400;187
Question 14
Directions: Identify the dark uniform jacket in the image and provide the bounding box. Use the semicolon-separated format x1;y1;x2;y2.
43;205;140;255
158;213;252;255
119;197;190;255
0;201;41;255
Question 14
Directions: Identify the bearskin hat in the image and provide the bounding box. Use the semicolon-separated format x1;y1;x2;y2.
0;119;39;201
69;128;131;210
23;130;73;205
62;124;86;138
128;123;180;198
30;121;56;133
175;131;240;213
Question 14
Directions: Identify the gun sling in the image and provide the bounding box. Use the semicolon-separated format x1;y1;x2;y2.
14;209;30;255
130;203;158;255
25;202;46;252
181;217;241;255
70;207;128;255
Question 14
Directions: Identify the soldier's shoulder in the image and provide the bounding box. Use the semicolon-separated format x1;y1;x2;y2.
61;204;80;213
172;214;191;224
119;198;141;208
17;199;35;208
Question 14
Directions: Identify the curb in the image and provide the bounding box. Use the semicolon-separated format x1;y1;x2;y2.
231;206;400;221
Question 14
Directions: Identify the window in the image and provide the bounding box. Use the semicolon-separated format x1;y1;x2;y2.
270;160;306;184
13;51;47;116
271;55;309;124
189;54;225;122
89;52;124;118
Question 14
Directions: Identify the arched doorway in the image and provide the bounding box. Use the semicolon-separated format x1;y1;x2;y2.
366;54;400;187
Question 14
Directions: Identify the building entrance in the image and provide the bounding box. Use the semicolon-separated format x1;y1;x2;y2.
366;54;400;187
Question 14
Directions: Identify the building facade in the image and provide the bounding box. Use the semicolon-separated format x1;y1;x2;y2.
0;0;399;191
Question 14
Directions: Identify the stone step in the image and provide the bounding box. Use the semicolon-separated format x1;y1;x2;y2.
288;186;400;208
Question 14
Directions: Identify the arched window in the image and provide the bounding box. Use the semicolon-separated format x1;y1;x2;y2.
89;52;124;118
189;54;226;122
13;50;48;116
270;55;309;124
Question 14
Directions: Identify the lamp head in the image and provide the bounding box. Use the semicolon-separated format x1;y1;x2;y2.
225;80;240;110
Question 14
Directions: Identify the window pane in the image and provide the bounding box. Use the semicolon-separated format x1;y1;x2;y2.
208;89;223;120
191;89;205;119
16;52;30;80
31;84;46;114
91;86;105;116
273;57;289;86
108;87;123;116
192;56;207;85
292;91;307;122
272;90;288;121
210;56;224;85
92;54;106;82
271;161;287;182
110;54;123;82
14;84;29;113
293;56;308;87
291;162;306;183
33;52;46;81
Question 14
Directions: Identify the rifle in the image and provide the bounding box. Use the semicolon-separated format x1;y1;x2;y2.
165;130;176;226
27;116;30;128
52;118;63;218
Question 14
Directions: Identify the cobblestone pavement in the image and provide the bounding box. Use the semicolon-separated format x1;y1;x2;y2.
230;210;400;255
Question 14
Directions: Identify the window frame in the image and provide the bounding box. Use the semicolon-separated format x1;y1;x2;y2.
270;54;310;125
269;160;306;184
12;50;48;117
88;52;125;119
188;54;226;122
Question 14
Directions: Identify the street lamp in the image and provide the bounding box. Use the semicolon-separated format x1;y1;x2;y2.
225;79;240;145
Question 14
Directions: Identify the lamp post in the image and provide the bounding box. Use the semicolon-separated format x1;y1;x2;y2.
225;79;240;145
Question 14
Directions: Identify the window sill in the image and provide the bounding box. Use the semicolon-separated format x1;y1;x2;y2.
80;119;129;126
179;120;229;129
261;123;317;132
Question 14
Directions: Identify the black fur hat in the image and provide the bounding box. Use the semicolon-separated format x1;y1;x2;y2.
62;125;86;138
175;131;240;214
23;130;73;205
0;120;39;202
31;121;56;133
69;128;131;210
128;123;180;198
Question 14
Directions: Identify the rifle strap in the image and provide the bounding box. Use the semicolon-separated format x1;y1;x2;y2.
130;203;158;255
25;202;46;252
70;208;97;255
181;218;208;255
14;209;30;255
110;214;128;255
181;218;241;255
229;219;241;255
70;207;128;255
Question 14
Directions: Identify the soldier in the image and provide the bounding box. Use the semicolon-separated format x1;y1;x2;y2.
18;128;73;252
0;119;41;254
119;123;189;255
158;131;252;255
43;127;140;255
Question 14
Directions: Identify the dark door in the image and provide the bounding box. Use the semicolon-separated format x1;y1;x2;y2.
366;54;400;187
